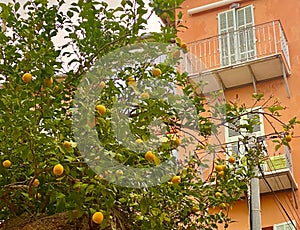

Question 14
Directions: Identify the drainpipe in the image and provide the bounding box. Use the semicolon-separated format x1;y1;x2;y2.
188;0;245;15
250;166;262;230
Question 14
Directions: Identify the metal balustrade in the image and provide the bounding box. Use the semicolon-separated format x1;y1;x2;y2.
259;145;297;193
264;146;293;173
180;20;290;76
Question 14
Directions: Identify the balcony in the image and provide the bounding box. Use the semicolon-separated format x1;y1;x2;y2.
259;146;298;194
180;20;291;96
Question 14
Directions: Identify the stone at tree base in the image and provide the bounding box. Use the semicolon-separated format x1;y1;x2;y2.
1;211;91;230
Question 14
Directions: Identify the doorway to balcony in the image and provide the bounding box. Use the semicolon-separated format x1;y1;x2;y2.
218;5;256;66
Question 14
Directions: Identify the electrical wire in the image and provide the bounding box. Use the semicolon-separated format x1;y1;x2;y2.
264;159;300;226
258;164;297;229
202;130;300;227
260;140;300;226
261;140;300;225
265;157;300;221
257;140;297;226
261;174;290;227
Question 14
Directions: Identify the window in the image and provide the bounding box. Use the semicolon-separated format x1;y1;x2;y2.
225;107;265;159
262;227;273;230
274;220;296;230
218;5;256;66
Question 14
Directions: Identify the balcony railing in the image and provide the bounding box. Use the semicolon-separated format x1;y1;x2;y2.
181;20;290;77
259;146;297;193
263;146;293;173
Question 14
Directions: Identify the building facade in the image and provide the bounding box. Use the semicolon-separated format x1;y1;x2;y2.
178;0;300;229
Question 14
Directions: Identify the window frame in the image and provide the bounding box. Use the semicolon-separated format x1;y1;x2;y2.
274;220;296;230
224;107;265;157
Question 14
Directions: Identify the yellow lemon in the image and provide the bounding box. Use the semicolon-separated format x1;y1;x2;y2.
36;193;42;199
115;169;123;177
153;68;162;77
221;165;226;171
53;164;64;176
171;175;181;184
2;160;11;168
140;92;150;99
175;37;182;44
95;105;107;115
136;139;143;144
215;192;222;198
174;138;181;146
228;156;236;164
127;76;136;86
215;165;223;172
145;151;155;161
32;178;40;187
22;73;32;83
44;77;53;87
63;141;72;148
92;212;104;224
285;134;292;142
218;171;225;177
180;42;187;49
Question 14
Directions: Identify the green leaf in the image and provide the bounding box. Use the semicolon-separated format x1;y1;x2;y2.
151;208;160;216
268;105;284;114
119;198;127;203
140;198;148;214
275;144;281;152
67;11;74;18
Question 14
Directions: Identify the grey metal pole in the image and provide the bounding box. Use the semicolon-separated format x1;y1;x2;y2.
250;167;262;230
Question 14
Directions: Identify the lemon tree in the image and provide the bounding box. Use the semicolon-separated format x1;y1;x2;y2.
0;0;298;229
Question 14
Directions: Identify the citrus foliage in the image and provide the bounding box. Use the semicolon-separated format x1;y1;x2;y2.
0;0;297;229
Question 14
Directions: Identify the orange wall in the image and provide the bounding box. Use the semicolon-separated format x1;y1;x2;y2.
179;0;300;228
220;192;298;230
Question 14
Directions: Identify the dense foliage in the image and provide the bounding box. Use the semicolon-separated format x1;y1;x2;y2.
0;0;297;229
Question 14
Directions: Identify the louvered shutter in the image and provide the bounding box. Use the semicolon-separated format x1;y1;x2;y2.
218;5;256;66
236;5;256;61
274;220;296;230
218;9;237;66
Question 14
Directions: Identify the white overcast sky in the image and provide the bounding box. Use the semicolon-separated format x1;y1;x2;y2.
1;0;161;32
0;0;161;71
